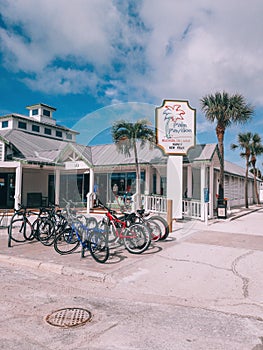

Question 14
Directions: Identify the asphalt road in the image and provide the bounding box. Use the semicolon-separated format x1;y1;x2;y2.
0;208;263;349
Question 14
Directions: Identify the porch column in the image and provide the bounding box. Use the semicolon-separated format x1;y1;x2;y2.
200;163;207;221
156;171;161;194
55;168;60;206
167;156;182;219
14;163;22;210
86;168;94;213
209;163;214;218
187;165;192;198
144;165;151;195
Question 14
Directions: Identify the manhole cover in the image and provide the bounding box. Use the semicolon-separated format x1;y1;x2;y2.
45;307;92;328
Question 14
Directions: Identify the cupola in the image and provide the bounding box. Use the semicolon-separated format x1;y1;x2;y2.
26;103;57;126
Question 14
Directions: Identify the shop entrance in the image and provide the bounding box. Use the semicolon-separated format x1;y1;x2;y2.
0;173;15;209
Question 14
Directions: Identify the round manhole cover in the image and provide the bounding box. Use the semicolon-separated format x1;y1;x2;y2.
45;307;92;328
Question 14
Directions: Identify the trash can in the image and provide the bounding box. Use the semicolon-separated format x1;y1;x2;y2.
217;199;227;219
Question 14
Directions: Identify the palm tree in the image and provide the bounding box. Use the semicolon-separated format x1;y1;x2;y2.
250;168;262;180
111;119;156;208
200;91;253;202
231;132;253;208
250;133;263;205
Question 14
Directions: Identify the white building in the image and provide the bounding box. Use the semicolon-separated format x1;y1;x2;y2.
0;104;261;220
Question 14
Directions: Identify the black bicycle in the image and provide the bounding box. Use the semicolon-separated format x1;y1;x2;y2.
8;204;38;247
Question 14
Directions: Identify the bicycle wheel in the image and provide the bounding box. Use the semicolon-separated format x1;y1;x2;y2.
88;230;109;263
146;219;162;242
148;216;169;240
53;227;80;255
123;223;151;254
8;214;27;244
37;218;55;246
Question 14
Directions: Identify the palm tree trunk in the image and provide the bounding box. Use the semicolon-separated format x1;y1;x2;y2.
251;159;260;205
216;125;225;202
133;141;142;209
245;157;249;208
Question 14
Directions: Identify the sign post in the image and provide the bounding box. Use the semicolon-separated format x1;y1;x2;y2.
156;100;196;219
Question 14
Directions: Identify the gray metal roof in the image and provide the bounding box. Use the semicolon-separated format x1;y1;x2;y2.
224;160;254;179
0;130;254;180
90;142;166;167
185;143;218;163
0;129;67;164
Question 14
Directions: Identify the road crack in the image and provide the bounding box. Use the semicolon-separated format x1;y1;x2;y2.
231;250;254;298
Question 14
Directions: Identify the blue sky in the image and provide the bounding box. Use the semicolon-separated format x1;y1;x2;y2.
0;0;263;169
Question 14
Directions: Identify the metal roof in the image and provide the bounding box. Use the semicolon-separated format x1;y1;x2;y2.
0;130;253;180
185;143;218;162
26;103;57;111
224;160;254;179
90;142;166;167
0;129;67;164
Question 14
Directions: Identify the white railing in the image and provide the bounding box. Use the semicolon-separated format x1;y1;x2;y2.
182;199;202;220
0;209;10;228
87;191;205;220
142;195;167;214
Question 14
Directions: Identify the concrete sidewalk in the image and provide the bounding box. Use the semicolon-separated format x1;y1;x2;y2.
1;206;263;350
0;204;262;281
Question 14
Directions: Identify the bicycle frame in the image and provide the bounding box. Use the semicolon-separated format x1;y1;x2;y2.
8;205;39;247
104;210;137;240
68;219;106;249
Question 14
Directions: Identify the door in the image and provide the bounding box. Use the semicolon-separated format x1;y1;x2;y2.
0;174;7;208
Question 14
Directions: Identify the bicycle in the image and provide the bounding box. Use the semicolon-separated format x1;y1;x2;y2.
33;204;67;246
36;200;98;247
61;199;98;229
8;204;39;247
112;195;169;241
134;209;170;241
53;211;109;264
97;200;151;254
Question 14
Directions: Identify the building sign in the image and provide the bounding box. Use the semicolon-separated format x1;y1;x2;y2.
65;161;87;170
156;100;196;155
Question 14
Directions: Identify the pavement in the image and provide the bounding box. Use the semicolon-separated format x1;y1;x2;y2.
0;204;263;322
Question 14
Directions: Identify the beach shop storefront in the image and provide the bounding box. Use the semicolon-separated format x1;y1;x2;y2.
0;101;260;221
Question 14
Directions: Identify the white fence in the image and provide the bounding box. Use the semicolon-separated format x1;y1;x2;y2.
182;199;202;220
142;195;167;214
87;192;205;220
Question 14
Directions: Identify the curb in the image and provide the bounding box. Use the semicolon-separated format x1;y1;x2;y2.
0;254;106;282
228;207;262;221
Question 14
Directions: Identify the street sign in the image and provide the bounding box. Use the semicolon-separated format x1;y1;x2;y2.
155;100;196;155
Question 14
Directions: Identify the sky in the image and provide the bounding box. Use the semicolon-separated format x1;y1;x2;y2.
0;0;263;169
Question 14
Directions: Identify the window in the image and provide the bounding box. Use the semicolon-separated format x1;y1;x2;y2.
18;121;27;130
44;128;52;135
32;109;38;115
32;124;40;132
66;133;72;140
1;121;8;128
56;130;63;138
43;109;51;117
110;171;145;196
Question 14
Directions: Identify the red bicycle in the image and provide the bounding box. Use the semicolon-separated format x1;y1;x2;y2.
97;200;151;254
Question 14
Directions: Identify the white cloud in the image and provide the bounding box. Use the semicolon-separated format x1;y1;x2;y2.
0;0;121;70
136;0;263;107
22;67;99;94
1;0;263;109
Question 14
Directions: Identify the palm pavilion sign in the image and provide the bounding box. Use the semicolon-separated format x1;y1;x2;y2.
156;100;196;155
